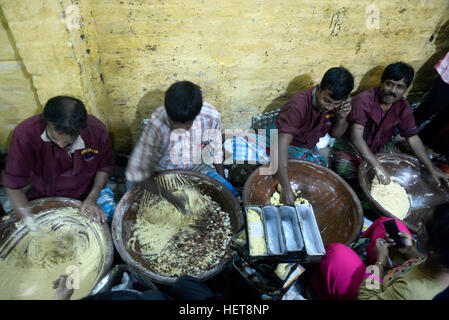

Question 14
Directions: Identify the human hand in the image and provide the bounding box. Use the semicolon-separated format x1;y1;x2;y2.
81;198;106;224
374;164;391;185
281;184;296;206
429;166;449;188
385;230;413;255
161;189;188;214
53;275;74;300
374;238;391;267
335;97;352;119
22;214;42;234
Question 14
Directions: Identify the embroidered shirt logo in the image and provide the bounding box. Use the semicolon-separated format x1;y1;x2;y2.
81;148;99;161
81;148;99;155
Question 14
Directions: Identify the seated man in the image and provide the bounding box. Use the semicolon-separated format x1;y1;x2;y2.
331;62;449;187
275;67;355;205
125;81;236;208
2;96;115;226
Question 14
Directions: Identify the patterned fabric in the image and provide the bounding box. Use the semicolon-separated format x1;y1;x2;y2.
126;102;223;182
263;123;327;167
435;51;449;85
287;145;328;167
223;131;271;164
97;185;116;224
331;138;397;180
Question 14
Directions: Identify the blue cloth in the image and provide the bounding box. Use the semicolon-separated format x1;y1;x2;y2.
204;171;239;197
229;133;270;164
97;185;116;224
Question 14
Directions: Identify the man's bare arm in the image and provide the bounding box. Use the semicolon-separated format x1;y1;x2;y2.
350;123;390;184
277;133;296;205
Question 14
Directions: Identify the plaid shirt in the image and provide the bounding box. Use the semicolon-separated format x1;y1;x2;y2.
126;102;223;182
435;51;449;85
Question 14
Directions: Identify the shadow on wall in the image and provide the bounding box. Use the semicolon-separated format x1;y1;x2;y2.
262;67;385;114
408;18;449;103
263;74;314;113
130;89;165;145
353;65;384;96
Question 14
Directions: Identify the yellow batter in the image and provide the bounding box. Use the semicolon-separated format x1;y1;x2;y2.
270;184;309;206
370;177;410;219
247;209;267;256
0;207;107;300
128;176;233;277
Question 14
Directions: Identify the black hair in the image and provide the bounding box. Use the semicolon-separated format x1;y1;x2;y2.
164;81;203;123
43;96;88;137
381;62;415;87
425;203;449;268
320;67;354;100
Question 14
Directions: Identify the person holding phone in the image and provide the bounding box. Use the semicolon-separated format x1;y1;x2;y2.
309;203;449;300
331;62;449;187
274;67;355;205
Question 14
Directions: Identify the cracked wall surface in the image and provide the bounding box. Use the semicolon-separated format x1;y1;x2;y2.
0;0;448;153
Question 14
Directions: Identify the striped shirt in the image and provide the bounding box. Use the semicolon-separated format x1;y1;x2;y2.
126;102;223;182
435;52;449;84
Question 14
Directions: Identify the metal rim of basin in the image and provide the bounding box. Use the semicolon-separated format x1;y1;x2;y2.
1;197;115;294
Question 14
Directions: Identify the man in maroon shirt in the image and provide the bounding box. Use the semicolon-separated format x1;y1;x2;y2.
275;67;355;205
2;96;115;226
332;62;449;187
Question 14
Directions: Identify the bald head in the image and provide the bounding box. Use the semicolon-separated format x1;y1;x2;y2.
43;96;87;137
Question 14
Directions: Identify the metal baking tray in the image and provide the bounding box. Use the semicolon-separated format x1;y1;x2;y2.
244;204;325;263
262;206;287;255
295;204;325;260
279;206;304;252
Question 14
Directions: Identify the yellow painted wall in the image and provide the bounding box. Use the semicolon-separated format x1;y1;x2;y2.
0;8;40;152
0;0;448;153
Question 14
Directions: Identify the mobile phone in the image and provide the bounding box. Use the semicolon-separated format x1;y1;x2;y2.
383;220;405;248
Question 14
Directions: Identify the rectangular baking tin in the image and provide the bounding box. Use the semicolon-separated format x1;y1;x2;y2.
295;204;325;257
279;205;304;252
262;206;287;255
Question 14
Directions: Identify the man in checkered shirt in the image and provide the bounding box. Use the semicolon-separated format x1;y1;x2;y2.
126;81;236;207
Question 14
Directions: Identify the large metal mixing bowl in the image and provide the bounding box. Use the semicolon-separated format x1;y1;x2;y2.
243;159;364;246
0;197;114;299
358;153;449;233
112;170;244;285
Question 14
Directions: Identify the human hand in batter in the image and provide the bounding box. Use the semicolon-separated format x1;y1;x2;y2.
53;275;74;300
335;97;352;119
161;188;188;214
374;164;391;185
280;184;296;206
81;197;106;224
